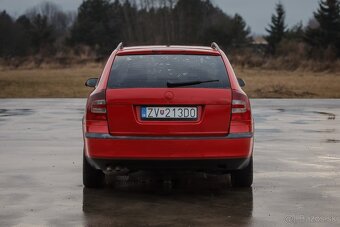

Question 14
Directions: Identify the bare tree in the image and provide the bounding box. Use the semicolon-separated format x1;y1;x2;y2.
26;1;74;34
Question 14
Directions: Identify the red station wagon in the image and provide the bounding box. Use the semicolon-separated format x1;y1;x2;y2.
83;43;254;188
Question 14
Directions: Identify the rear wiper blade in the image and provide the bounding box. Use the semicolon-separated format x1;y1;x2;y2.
167;79;219;88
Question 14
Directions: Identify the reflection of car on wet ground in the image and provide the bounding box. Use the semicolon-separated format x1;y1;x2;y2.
82;42;254;188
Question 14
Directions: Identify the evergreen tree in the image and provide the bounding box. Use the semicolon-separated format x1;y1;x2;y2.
0;11;15;57
305;0;340;56
29;14;56;54
173;0;211;44
285;22;304;41
15;15;33;55
265;2;287;54
230;14;251;47
69;0;121;55
0;11;30;57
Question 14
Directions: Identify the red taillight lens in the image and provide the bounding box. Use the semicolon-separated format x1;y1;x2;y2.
86;90;107;121
230;90;252;133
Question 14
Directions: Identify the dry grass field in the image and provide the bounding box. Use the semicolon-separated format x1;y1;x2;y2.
0;64;102;98
236;67;340;98
0;64;339;98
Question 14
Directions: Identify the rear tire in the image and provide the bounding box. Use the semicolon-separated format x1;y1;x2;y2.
231;156;253;187
83;152;105;188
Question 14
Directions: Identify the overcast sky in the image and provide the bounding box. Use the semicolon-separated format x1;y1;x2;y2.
0;0;319;34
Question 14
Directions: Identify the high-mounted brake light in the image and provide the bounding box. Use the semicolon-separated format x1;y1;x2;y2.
86;90;107;121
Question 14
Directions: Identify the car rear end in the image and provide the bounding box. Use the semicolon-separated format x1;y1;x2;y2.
83;44;254;187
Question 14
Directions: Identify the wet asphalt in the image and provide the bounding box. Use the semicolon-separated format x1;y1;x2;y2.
0;99;339;227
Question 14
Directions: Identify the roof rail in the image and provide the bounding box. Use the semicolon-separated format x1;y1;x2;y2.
211;42;220;50
116;42;124;50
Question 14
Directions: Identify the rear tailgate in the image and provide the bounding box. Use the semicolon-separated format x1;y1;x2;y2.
106;88;232;136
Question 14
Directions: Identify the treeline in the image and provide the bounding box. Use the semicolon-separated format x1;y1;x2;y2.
70;0;251;55
0;2;74;57
264;0;340;61
0;0;340;67
0;0;251;58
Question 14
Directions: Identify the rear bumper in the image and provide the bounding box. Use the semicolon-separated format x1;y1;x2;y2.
84;133;253;171
89;157;251;172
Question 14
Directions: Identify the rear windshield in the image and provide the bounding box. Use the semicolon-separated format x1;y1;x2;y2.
108;55;230;89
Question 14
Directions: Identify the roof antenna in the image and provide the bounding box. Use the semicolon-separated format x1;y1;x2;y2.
116;42;124;50
211;42;220;50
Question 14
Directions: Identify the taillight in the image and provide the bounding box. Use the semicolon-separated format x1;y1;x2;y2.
232;100;247;114
86;90;107;121
230;90;252;133
91;100;107;114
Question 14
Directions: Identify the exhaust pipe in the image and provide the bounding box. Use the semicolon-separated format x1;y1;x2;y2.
105;166;129;175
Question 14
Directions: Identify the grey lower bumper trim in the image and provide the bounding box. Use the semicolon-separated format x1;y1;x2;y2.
85;132;253;140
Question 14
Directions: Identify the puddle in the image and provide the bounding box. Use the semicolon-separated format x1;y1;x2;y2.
314;111;336;120
326;139;340;143
105;171;232;194
292;120;309;125
256;128;281;133
304;129;336;133
0;109;34;117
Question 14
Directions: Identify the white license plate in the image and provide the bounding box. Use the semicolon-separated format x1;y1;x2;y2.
141;107;198;120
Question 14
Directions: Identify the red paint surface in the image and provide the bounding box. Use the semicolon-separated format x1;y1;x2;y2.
85;137;253;159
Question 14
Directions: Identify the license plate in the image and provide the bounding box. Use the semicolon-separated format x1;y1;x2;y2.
141;107;198;120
